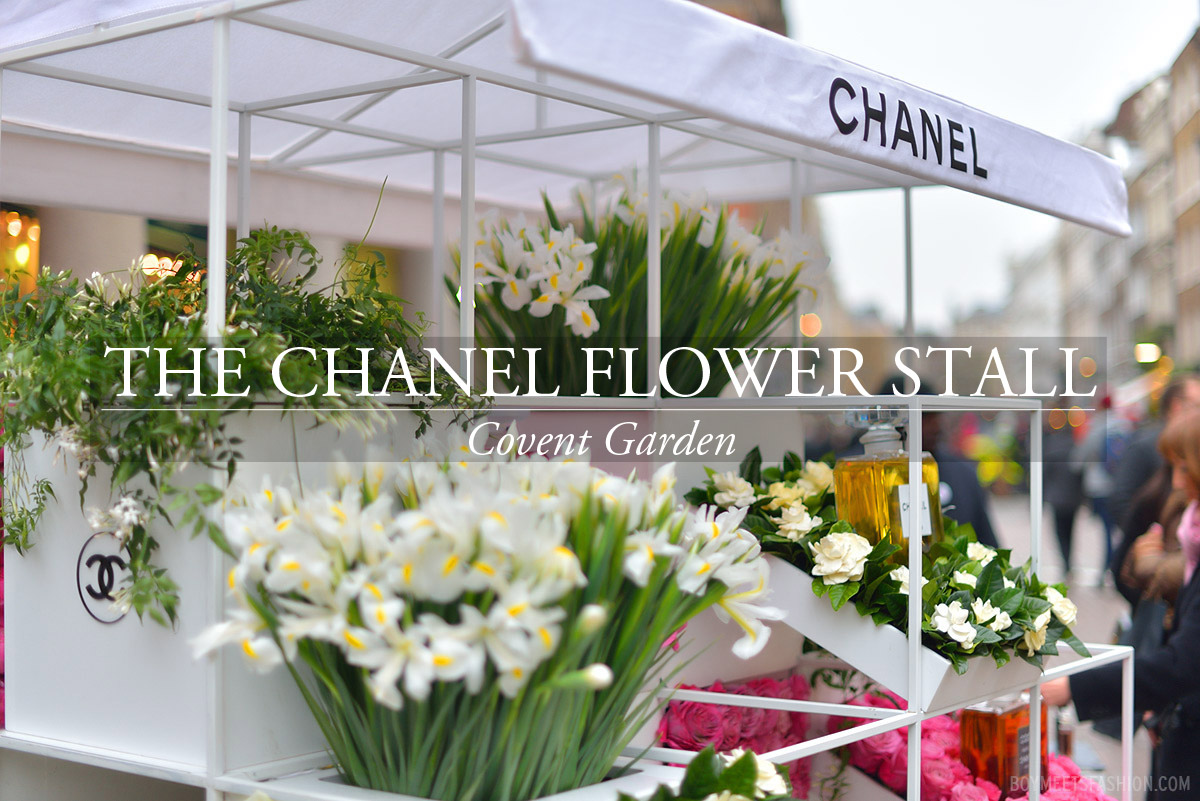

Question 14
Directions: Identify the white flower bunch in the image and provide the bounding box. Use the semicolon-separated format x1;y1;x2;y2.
471;210;609;337
196;431;780;709
85;493;147;543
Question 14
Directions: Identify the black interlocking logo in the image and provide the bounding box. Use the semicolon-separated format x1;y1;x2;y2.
84;553;126;601
76;532;131;624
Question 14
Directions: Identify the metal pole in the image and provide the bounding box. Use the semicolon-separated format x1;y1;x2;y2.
1121;653;1134;801
647;122;661;397
459;76;476;376
1030;684;1042;800
906;397;923;801
903;187;914;341
1031;407;1042;575
789;159;804;345
236;111;251;241
206;17;230;342
535;68;547;130
205;14;231;787
432;149;446;337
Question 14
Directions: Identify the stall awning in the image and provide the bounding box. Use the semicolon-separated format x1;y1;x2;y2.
0;0;1128;234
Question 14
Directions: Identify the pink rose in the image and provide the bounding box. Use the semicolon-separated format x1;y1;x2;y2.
1048;753;1082;778
923;714;959;734
949;782;989;801
732;683;769;739
877;749;908;793
922;758;960;801
848;728;904;773
788;673;811;701
789;757;812;799
923;728;960;758
974;778;1001;801
920;739;947;761
659;691;724;751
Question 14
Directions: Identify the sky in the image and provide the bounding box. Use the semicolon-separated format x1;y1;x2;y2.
784;0;1200;332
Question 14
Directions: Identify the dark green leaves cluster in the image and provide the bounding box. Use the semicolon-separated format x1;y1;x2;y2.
618;746;791;801
687;448;1090;675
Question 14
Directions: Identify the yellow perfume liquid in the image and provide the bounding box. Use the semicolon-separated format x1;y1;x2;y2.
833;418;945;563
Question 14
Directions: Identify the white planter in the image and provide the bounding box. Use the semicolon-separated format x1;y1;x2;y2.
218;764;686;801
766;556;1045;711
2;409;421;777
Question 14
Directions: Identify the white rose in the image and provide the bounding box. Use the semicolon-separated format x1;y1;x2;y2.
810;530;873;584
966;542;997;565
713;472;757;508
1045;587;1078;627
776;504;822;541
932;600;976;648
989;610;1013;633
889;565;929;596
1021;609;1052;654
952;570;978;589
721;749;789;798
801;460;835;494
971;597;998;624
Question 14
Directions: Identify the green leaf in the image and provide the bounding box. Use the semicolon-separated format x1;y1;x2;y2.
716;751;758;798
739;447;763;486
826;581;860;611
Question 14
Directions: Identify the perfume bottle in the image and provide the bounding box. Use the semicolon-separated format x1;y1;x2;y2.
960;693;1048;799
832;407;945;562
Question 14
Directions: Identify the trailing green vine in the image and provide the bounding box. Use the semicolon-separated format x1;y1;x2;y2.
0;227;482;625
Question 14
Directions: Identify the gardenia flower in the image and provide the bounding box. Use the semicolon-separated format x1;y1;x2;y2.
988;610;1013;633
712;472;757;508
966;542;997;565
889;565;928;595
971;597;998;624
810;530;872;584
801;460;834;494
1022;609;1053;654
776;504;821;540
1003;577;1016;589
932;601;976;649
721;749;789;798
1045;587;1078;627
763;481;813;511
952;571;978;589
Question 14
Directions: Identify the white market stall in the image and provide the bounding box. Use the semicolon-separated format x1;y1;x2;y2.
0;1;1133;800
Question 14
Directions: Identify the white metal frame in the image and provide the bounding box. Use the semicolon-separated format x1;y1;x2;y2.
0;4;1133;801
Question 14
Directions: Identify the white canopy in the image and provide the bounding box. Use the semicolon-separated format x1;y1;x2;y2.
0;0;1129;235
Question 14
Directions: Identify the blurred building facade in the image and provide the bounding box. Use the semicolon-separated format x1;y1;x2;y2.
999;28;1200;391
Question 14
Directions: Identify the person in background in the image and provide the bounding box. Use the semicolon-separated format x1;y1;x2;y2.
1044;409;1084;580
1072;398;1127;582
1110;376;1200;535
1042;410;1200;800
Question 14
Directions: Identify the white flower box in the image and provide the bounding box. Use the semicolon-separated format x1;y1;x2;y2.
217;764;686;801
765;556;1045;712
2;410;419;776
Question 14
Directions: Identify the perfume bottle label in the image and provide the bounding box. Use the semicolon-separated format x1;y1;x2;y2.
1017;724;1030;779
895;483;933;537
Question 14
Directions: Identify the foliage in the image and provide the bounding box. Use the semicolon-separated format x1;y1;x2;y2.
0;227;479;624
619;746;792;801
453;176;825;396
687;448;1090;674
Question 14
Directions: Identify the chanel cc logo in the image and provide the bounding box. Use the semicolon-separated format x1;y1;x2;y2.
76;532;131;624
85;553;126;601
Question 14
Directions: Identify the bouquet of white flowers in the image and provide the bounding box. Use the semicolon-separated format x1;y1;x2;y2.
196;431;781;801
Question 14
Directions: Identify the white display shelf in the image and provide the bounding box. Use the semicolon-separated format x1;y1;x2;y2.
214;764;686;801
768;555;1046;712
0;730;207;788
2;410;420;779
